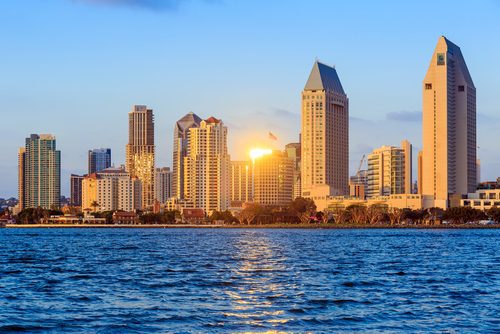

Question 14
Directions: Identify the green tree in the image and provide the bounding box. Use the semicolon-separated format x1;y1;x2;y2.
289;197;316;224
487;207;500;223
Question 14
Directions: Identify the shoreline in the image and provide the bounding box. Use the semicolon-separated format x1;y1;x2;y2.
3;223;500;229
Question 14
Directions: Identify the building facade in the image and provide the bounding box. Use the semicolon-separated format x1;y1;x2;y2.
422;36;476;208
172;112;202;200
70;174;84;206
366;141;412;198
22;134;61;209
301;61;349;199
184;117;230;213
230;160;253;206
285;142;301;200
155;167;172;204
125;105;155;209
253;150;294;206
17;148;26;210
88;148;111;174
82;167;142;212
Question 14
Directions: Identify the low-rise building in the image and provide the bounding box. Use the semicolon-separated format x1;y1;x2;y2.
460;189;500;210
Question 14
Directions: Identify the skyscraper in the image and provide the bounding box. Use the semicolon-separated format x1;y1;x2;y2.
401;139;413;194
172;112;202;199
285;142;301;200
23;134;61;209
17;148;26;210
70;174;84;206
125;105;155;209
184;117;230;213
301;61;349;200
88;148;111;174
155;167;172;204
253;150;294;206
230;160;253;206
422;36;476;208
366;142;411;198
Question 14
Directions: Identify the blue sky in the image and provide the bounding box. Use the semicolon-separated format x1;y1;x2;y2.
1;0;499;197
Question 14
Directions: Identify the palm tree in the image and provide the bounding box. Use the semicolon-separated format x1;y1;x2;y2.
90;201;100;213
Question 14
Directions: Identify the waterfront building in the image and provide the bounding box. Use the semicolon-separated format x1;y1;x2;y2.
460;189;500;211
285;142;301;200
366;141;412;198
184;117;230;213
418;150;423;194
230;160;253;206
422;36;476;208
88;148;111;174
349;170;367;199
301;61;349;200
22;134;61;209
17;148;26;210
155;167;172;204
81;166;142;212
253;150;294;206
70;174;84;206
172;112;202;200
125;105;155;209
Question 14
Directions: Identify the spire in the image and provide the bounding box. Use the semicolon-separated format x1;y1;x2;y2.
304;61;345;94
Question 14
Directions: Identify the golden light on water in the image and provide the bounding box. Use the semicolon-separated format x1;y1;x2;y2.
249;148;272;162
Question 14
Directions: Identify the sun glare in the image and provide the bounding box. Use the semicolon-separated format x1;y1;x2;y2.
249;148;272;162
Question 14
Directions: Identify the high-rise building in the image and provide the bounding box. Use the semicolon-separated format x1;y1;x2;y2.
70;174;84;206
82;167;142;212
172;112;202;200
301;61;349;200
155;167;172;204
184;117;230;213
285;142;301;200
418;150;423;194
366;142;412;198
422;36;476;208
23;134;61;209
476;159;481;185
125;105;155;209
88;148;111;174
253;150;294;206
230;160;253;206
17;148;26;210
401;139;413;194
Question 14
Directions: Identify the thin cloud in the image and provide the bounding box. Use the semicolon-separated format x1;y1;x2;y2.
272;108;298;118
73;0;192;10
386;111;421;122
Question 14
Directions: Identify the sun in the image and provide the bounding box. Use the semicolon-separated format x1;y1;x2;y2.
249;148;272;162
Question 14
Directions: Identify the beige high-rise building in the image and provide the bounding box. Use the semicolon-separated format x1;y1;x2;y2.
422;36;476;208
125;105;155;209
366;141;412;198
230;160;253;206
253;150;294;206
82;167;142;212
184;117;230;213
172;112;202;200
17;147;26;210
301;61;349;200
23;134;61;209
418;150;423;194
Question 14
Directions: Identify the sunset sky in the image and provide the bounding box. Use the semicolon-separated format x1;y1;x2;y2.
1;0;499;197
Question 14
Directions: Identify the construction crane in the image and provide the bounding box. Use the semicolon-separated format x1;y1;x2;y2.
356;154;366;176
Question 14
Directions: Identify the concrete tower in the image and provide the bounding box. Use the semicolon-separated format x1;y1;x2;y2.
301;61;349;201
422;36;476;208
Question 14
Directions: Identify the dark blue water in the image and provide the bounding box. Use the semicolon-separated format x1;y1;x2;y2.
0;228;498;333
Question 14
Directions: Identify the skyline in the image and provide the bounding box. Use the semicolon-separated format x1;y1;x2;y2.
2;1;500;197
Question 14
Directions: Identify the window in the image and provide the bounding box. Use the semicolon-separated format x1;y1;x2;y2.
458;85;465;92
425;83;432;90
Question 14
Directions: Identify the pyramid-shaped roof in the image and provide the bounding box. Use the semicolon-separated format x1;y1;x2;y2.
176;112;202;132
440;36;474;88
304;61;345;94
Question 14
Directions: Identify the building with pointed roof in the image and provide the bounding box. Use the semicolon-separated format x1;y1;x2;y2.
422;36;476;208
172;112;202;200
301;61;349;209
